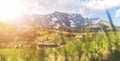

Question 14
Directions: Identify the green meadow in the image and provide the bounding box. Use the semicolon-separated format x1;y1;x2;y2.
0;32;120;61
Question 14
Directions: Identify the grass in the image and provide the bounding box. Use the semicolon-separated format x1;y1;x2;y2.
0;48;48;61
0;32;120;61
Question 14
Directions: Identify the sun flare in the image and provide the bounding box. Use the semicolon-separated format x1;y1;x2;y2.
0;0;24;20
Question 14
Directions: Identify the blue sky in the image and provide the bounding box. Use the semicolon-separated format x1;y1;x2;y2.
0;0;120;26
92;7;120;26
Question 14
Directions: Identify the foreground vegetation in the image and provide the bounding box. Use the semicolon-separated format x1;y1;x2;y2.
0;32;120;61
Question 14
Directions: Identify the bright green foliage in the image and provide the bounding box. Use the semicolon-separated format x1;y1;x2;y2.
0;32;120;61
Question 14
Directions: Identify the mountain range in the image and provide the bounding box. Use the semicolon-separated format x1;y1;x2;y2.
7;11;119;31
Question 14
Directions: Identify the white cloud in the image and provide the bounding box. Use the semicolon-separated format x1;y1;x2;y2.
115;9;120;17
16;0;120;17
84;0;120;10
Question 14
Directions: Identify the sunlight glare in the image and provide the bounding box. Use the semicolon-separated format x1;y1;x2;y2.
0;0;25;20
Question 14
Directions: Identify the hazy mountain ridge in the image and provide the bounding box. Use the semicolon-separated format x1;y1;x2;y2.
6;11;119;31
36;11;112;29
